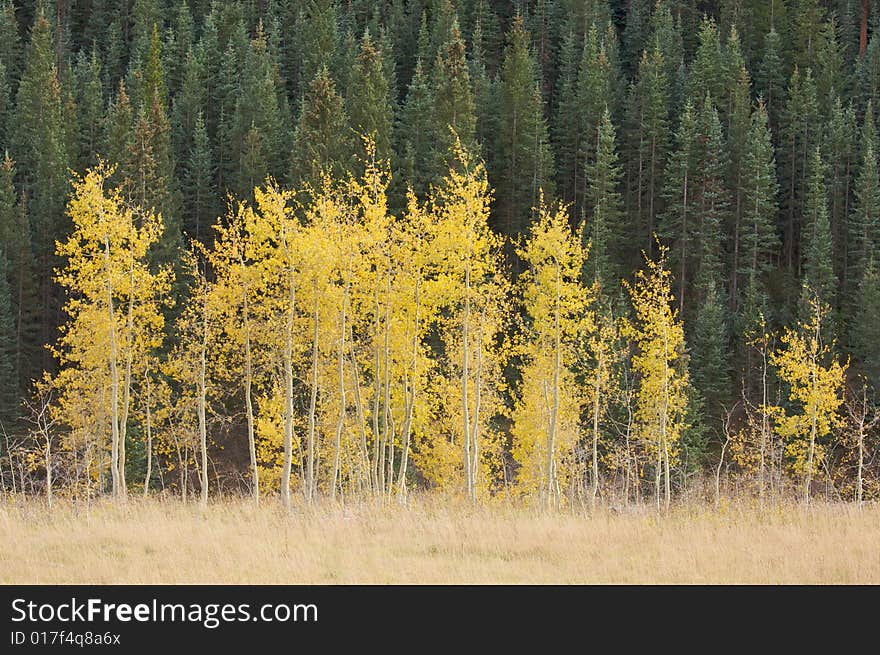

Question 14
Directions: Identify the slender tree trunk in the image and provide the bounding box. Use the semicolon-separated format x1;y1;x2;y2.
118;259;135;498
143;376;152;496
462;264;472;499
546;267;561;509
44;431;52;508
659;325;670;511
397;279;420;502
383;277;393;497
198;288;208;510
306;294;320;503
331;281;348;501
103;235;121;498
469;309;484;500
857;410;864;508
759;345;768;508
591;357;602;508
281;263;296;512
242;281;259;505
371;288;382;494
349;331;371;493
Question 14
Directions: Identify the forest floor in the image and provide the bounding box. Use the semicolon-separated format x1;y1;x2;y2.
2;495;878;584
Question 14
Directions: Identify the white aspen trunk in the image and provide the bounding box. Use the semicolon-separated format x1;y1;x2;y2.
242;278;258;505
331;280;348;501
383;277;393;497
118;258;135;498
44;431;52;508
805;348;819;505
546;266;561;509
349;334;371;494
371;288;381;494
198;286;208;510
469;309;484;501
306;294;319;503
759;346;768;508
661;324;671;511
857;418;864;508
143;376;152;496
397;279;420;501
591;357;601;508
103;234;121;498
462;264;472;499
281;262;296;512
663;439;671;510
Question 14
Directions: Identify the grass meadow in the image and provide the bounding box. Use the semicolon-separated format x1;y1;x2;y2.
2;495;878;584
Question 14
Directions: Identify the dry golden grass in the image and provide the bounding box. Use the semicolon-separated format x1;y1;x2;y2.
1;495;878;584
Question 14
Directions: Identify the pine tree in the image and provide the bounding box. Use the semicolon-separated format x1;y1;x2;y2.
183;112;216;243
347;30;394;164
431;18;477;176
585;107;624;291
0;156;38;398
72;49;104;171
294;0;340;97
228;23;287;200
10;11;69;373
693;98;731;299
739;101;780;302
689;278;731;431
494;15;554;238
727;61;753;308
552;23;582;206
574;25;613;219
756;27;787;134
851;256;880;387
824;97;856;292
689;16;725;108
802;147;838;312
0;251;16;428
660;100;698;312
397;57;433;199
781;66;819;270
626;46;670;258
291;66;352;190
848;101;880;314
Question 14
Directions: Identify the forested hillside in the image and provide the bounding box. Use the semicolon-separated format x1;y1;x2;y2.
0;0;878;507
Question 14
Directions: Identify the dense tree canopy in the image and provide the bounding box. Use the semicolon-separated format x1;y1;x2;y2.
0;0;877;506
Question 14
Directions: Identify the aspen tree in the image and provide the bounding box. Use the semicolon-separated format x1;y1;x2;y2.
423;140;506;499
624;244;689;510
513;197;593;507
54;163;172;498
298;175;343;502
392;189;433;501
168;247;213;509
770;293;847;503
208;202;262;503
249;182;299;510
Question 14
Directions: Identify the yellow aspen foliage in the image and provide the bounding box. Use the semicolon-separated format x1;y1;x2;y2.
581;304;621;504
166;246;215;507
53;162;173;497
512;196;593;506
623;244;689;510
769;293;847;502
415;139;508;499
206;200;269;503
247;180;300;509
